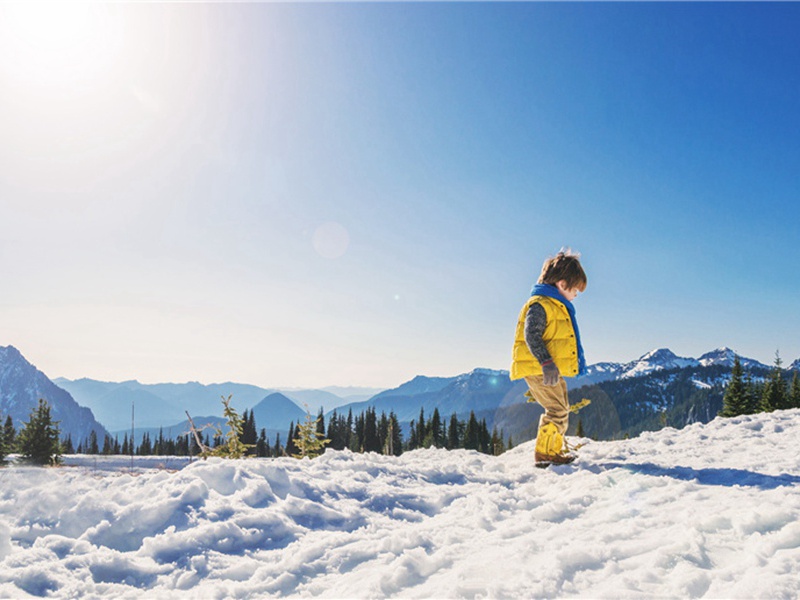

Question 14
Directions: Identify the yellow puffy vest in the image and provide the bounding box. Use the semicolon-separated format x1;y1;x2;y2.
510;295;579;380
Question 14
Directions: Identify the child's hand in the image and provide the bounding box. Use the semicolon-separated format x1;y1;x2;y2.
542;361;560;386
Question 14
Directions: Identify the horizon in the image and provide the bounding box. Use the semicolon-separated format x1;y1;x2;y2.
2;3;799;388
4;343;794;393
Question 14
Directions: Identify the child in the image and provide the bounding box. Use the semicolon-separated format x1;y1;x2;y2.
510;250;587;466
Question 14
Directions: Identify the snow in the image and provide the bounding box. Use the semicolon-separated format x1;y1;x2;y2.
2;411;800;598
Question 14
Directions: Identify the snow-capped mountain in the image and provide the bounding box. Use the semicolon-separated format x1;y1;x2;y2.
572;346;770;387
0;346;108;443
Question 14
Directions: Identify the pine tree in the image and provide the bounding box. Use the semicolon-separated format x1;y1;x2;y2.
478;419;491;454
3;415;15;454
363;408;380;453
576;419;585;438
273;432;283;457
240;409;258;456
17;398;62;466
720;355;748;417
62;434;74;455
790;371;800;409
430;408;443;448
138;432;152;455
0;414;7;465
285;422;298;457
761;351;789;412
446;413;460;449
743;372;760;414
292;411;330;459
316;407;326;438
388;412;402;456
256;428;269;457
464;411;480;451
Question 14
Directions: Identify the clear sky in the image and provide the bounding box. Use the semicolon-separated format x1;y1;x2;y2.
2;2;799;389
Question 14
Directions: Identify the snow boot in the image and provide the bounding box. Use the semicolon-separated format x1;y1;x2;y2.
534;422;575;468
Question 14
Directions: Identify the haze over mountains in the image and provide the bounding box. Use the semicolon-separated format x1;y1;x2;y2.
2;344;797;445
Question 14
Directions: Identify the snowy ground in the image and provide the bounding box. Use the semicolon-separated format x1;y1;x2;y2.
1;411;800;599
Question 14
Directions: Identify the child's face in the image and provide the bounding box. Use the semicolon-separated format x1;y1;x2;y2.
555;280;581;301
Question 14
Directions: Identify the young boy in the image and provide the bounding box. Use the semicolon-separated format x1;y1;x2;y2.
510;250;587;467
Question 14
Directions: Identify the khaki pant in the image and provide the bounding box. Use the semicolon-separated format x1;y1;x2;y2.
524;375;570;435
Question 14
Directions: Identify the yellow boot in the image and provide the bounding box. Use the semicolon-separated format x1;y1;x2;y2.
535;423;575;467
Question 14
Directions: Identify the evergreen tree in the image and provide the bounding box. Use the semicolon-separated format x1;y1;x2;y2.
720;355;748;417
346;410;355;450
326;410;343;450
790;371;800;409
273;432;283;457
388;412;402;456
478;419;491;454
0;414;6;465
576;419;585;438
101;434;114;455
377;412;389;453
316;407;326;438
363;408;380;453
761;351;789;412
3;415;15;453
743;372;760;414
490;427;503;456
285;422;298;457
407;419;419;451
17;398;62;466
292;411;330;459
138;432;152;455
430;408;443;448
464;411;480;451
240;409;258;456
416;408;426;447
256;428;270;457
446;413;460;449
86;430;99;454
62;434;74;455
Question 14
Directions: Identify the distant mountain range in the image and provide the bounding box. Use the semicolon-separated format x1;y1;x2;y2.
2;343;796;447
0;346;108;443
573;347;769;386
54;378;382;432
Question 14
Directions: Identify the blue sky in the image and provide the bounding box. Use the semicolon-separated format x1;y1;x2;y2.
1;2;799;388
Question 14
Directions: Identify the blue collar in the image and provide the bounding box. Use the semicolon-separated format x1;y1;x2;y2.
530;283;587;376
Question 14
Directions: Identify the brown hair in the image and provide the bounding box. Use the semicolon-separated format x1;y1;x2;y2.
537;249;587;291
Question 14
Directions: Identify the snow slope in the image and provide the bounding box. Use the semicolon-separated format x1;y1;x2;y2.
2;411;800;598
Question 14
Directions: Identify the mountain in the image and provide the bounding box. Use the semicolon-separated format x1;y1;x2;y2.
54;378;280;431
281;386;387;411
571;346;769;387
331;368;524;426
250;393;307;433
55;378;377;432
0;346;108;443
328;347;785;446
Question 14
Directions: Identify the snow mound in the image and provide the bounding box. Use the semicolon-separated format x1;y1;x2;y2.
1;411;800;598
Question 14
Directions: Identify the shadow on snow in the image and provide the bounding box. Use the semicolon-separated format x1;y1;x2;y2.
602;462;800;490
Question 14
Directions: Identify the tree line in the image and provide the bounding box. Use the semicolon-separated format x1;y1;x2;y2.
720;353;800;417
1;398;512;465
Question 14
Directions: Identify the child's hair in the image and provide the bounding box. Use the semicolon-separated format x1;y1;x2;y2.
538;249;587;291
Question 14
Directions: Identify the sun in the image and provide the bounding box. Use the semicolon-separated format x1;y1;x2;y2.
0;2;123;87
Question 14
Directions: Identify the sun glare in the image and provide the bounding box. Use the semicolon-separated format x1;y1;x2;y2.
0;2;123;86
